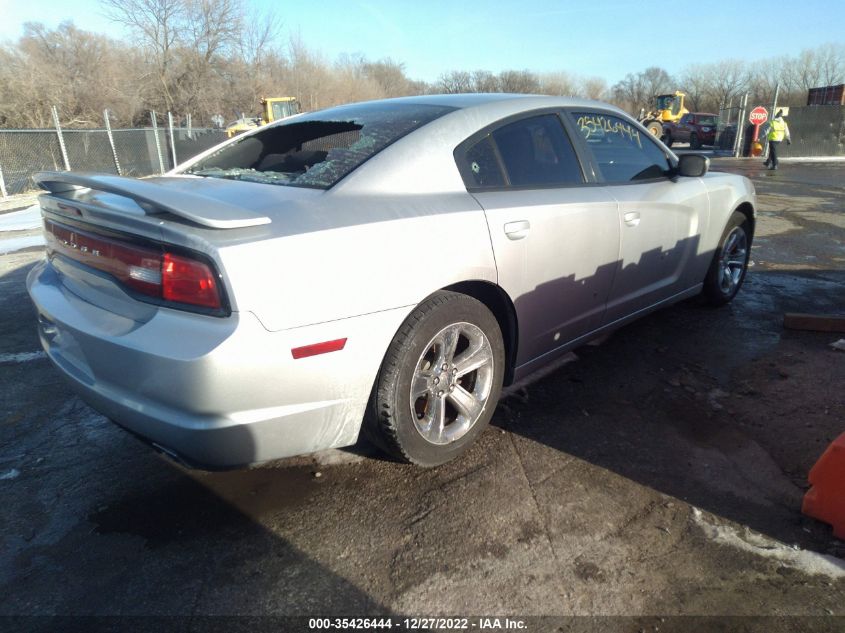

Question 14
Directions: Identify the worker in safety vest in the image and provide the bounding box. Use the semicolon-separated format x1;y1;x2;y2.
763;110;791;170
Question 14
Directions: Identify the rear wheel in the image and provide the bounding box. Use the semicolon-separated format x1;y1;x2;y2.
690;132;701;149
366;292;505;467
703;211;751;305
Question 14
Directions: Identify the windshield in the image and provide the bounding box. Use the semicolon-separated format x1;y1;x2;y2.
271;101;298;119
696;116;718;126
655;95;676;111
187;101;454;188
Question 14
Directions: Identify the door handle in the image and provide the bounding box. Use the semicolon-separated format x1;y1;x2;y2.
624;212;641;227
504;220;530;240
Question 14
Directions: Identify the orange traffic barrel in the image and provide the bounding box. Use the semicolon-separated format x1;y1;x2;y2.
802;432;845;539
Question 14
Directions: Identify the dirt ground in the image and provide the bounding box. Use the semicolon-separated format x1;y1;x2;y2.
0;159;844;632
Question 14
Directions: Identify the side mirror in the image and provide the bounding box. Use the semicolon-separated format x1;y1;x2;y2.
678;154;709;177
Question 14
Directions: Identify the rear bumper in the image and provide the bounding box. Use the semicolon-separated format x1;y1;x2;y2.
27;260;406;468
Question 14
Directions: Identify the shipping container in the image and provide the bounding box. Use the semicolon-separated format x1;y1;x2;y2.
807;84;845;106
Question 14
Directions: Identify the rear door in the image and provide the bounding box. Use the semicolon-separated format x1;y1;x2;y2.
567;110;710;323
457;111;620;368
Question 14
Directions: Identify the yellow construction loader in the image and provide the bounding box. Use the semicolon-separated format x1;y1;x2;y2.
639;91;689;138
225;97;301;138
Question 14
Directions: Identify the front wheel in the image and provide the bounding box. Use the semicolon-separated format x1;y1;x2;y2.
366;291;505;467
703;211;751;305
646;121;663;137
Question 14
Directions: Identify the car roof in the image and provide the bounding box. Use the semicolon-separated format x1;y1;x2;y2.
328;94;631;195
324;92;622;116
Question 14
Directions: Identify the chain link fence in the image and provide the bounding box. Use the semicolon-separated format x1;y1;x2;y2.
0;124;227;198
715;105;743;152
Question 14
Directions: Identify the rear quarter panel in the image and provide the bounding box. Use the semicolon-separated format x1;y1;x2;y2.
219;192;497;332
217;105;535;333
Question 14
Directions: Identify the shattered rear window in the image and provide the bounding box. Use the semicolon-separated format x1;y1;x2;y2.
185;102;454;189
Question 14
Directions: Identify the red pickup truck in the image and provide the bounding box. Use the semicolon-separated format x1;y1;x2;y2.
663;112;719;149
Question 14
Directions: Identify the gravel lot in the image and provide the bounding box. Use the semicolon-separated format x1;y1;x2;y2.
1;159;843;632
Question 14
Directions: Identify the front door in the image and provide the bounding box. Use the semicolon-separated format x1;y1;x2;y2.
566;110;709;323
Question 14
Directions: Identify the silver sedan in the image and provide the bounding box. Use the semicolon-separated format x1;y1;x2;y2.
27;94;756;468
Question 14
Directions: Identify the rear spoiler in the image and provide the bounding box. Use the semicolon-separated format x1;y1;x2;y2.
34;171;270;229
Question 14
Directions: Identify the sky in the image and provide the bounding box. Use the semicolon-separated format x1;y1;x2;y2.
0;0;842;86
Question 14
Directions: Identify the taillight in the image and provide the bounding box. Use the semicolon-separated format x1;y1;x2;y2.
162;253;220;309
45;219;224;313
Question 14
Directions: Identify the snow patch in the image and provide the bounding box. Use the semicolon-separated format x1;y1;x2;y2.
0;351;47;364
0;205;41;232
780;156;845;163
692;507;845;580
0;234;45;254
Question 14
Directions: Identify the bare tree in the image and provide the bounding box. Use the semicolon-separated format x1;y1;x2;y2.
363;58;416;96
641;67;674;100
706;60;749;110
579;76;608;100
236;5;281;67
4;18;845;132
611;72;648;114
816;43;845;86
782;44;845;105
101;0;184;111
539;71;577;96
497;70;540;94
679;64;711;111
0;21;140;127
612;67;674;114
746;56;786;109
471;70;498;93
436;71;473;94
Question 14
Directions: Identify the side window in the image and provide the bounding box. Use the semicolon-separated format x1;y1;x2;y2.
570;111;672;183
463;135;506;188
680;114;691;125
491;115;583;187
671;98;682;116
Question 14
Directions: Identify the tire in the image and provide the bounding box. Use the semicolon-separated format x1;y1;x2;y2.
366;291;505;467
690;132;701;149
646;121;663;138
703;211;751;306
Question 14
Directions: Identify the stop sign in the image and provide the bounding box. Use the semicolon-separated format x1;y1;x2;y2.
749;106;768;126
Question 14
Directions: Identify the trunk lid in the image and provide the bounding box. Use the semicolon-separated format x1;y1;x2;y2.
33;171;321;317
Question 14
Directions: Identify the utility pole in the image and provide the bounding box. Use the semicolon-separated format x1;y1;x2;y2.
104;109;122;176
150;111;165;174
0;163;8;199
51;106;70;171
167;111;177;168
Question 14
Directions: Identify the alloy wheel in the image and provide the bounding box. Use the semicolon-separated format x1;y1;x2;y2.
718;226;748;296
409;322;495;445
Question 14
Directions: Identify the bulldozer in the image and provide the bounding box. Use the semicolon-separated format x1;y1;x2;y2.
225;97;301;138
639;91;689;139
